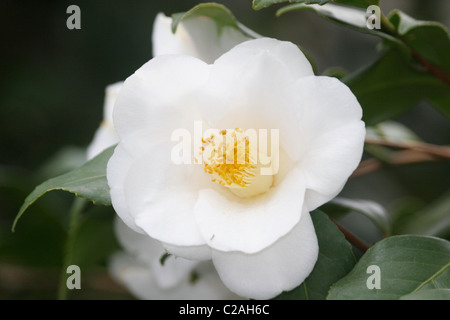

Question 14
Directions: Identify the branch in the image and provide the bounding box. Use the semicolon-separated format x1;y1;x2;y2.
58;197;86;300
351;150;437;178
409;48;450;85
331;219;371;252
364;138;450;159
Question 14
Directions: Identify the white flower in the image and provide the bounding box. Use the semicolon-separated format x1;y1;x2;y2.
87;13;254;299
86;82;123;160
110;218;241;300
107;37;365;299
152;13;253;64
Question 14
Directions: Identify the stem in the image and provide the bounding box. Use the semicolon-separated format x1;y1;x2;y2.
380;13;396;36
351;138;450;178
409;47;450;85
380;13;450;85
351;150;436;178
364;138;450;159
332;219;371;253
57;197;86;300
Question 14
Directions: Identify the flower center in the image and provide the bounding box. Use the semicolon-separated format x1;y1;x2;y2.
199;128;273;198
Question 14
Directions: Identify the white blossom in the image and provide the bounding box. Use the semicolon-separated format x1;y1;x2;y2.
110;219;241;300
107;37;365;299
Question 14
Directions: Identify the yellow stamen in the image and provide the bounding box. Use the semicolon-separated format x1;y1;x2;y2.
200;128;274;198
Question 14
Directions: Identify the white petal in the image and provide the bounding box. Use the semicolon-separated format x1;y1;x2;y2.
194;168;305;253
196;38;314;162
103;81;123;126
109;252;239;300
150;254;199;290
114;218;164;266
152;13;250;64
86;82;123;160
107;129;157;233
213;37;314;81
114;218;202;289
124;141;206;247
288;76;365;210
211;208;318;299
162;242;212;261
113;54;210;140
86;125;118;161
108;124;225;251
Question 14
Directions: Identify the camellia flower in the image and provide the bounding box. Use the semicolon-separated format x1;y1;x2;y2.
107;37;365;299
86;13;254;299
110;218;241;300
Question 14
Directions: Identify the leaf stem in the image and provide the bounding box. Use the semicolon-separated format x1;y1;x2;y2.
57;197;86;300
380;13;396;36
380;13;450;85
331;219;371;253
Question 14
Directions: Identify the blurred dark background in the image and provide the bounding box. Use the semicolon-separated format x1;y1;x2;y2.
1;0;449;299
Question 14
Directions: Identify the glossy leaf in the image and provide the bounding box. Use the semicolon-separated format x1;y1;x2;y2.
276;2;388;39
343;49;450;125
328;235;450;299
389;10;450;76
274;210;356;300
253;0;378;11
400;289;450;300
13;146;114;231
276;5;450;120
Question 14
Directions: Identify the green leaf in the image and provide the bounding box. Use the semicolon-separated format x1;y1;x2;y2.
400;263;450;299
389;10;450;76
254;0;326;11
393;191;450;239
171;2;258;38
322;198;391;236
253;0;379;11
400;289;450;300
274;210;356;300
388;11;450;118
13;146;114;231
413;263;450;291
277;7;450;123
343;48;450;125
336;0;379;8
327;235;450;299
277;2;402;50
